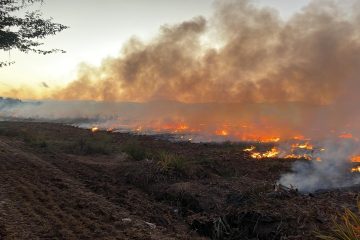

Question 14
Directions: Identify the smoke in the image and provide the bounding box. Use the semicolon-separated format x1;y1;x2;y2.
279;139;360;192
0;97;22;111
0;100;326;138
48;0;360;137
51;0;360;106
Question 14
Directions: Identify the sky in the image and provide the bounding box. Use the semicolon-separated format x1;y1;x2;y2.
0;0;310;96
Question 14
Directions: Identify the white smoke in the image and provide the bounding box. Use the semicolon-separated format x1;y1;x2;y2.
2;100;360;192
279;139;360;192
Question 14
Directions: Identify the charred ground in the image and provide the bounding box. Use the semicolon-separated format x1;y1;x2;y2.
0;122;358;239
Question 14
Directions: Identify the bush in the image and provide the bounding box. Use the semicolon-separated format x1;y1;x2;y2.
73;138;112;155
82;141;111;155
157;151;187;172
22;133;49;150
121;139;148;161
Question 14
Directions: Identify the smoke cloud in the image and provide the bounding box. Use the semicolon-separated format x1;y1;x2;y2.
46;0;360;140
279;139;360;192
52;0;360;106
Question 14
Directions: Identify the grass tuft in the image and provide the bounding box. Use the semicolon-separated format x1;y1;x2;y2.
157;151;187;172
317;201;360;240
121;139;148;161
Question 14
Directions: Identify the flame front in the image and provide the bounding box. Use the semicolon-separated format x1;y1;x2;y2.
250;147;280;159
351;156;360;163
243;140;316;160
243;146;256;152
292;142;313;150
83;118;359;165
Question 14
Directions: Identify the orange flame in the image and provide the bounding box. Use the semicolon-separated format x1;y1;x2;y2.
351;155;360;163
292;135;311;141
91;127;99;133
339;133;354;139
250;147;280;159
291;142;314;150
215;129;229;136
339;133;359;141
243;146;256;152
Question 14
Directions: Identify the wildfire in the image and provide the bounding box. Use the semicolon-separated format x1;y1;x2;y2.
85;121;358;164
284;154;312;160
339;133;359;141
135;126;143;132
351;155;360;162
339;133;354;139
215;129;229;136
258;137;281;143
250;147;280;159
243;146;256;152
351;166;360;173
291;142;314;150
243;139;316;160
292;135;311;141
91;127;99;133
176;124;189;131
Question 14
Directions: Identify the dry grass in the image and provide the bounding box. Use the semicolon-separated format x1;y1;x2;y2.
157;151;187;172
121;139;149;161
317;201;360;240
0;122;117;155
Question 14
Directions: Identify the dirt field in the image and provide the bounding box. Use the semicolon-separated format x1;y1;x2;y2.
0;122;358;239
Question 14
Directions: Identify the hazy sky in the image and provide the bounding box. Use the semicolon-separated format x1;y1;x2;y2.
0;0;310;93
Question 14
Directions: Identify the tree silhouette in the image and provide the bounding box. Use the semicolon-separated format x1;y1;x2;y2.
0;0;68;67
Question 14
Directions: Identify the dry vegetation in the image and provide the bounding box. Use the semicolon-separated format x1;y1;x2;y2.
317;201;360;240
0;122;359;239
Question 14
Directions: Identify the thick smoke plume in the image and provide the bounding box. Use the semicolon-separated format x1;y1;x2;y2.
50;0;360;139
53;0;360;106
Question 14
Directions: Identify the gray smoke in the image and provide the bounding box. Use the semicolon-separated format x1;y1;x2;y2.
279;139;360;192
